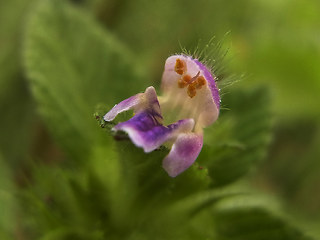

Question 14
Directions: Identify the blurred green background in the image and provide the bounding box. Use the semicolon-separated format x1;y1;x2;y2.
0;0;320;239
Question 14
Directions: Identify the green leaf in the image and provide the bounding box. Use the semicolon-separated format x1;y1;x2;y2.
213;194;313;240
0;154;15;239
109;139;211;206
0;0;35;165
24;0;147;160
0;81;34;166
199;86;273;186
0;0;30;98
20;164;78;233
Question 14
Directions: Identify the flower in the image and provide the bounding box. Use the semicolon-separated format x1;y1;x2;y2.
104;55;220;177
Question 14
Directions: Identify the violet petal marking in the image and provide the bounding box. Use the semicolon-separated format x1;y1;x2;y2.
162;133;203;177
114;112;194;153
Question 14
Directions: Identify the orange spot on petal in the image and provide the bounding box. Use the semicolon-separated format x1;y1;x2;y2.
188;75;206;88
183;74;192;83
197;76;206;87
178;79;187;88
187;85;197;98
191;76;206;89
178;74;191;88
175;59;186;75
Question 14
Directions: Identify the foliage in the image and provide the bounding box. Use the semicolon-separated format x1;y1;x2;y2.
0;0;35;166
0;0;319;239
0;155;16;239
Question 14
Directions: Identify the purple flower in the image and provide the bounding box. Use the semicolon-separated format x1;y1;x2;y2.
104;55;220;177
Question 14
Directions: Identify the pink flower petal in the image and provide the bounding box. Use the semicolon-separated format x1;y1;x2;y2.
162;133;203;177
